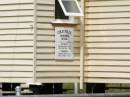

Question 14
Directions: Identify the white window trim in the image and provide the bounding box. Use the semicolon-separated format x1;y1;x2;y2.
58;0;83;16
53;16;79;25
54;14;76;23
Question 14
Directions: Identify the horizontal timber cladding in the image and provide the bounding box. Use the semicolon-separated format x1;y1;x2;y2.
0;0;34;82
85;0;130;83
35;0;81;83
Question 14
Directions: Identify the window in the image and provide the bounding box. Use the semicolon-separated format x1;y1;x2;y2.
55;0;69;19
58;0;83;16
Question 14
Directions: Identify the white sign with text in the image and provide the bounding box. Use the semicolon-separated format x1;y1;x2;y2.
55;27;74;60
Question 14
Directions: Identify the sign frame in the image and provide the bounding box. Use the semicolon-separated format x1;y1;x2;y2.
55;27;74;60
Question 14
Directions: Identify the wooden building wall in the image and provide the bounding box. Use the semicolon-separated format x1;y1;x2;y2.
35;0;81;83
2;0;130;85
0;0;34;83
0;0;82;84
85;0;130;83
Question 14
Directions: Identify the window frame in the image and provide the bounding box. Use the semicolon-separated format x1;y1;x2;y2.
58;0;83;16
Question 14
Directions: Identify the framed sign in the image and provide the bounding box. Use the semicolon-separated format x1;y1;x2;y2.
55;27;74;60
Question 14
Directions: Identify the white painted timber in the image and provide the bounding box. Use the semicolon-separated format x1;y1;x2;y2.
85;0;130;83
0;0;34;82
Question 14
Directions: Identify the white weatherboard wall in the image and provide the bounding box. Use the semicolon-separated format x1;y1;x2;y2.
0;0;82;84
35;0;81;83
85;0;130;83
0;0;34;83
2;0;130;85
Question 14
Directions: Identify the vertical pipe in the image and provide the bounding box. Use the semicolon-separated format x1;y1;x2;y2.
33;0;37;83
74;83;78;94
80;0;85;89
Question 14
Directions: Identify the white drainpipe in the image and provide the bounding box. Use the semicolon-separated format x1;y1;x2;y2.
80;0;85;89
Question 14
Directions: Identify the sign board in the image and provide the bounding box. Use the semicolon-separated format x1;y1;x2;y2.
55;27;74;60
